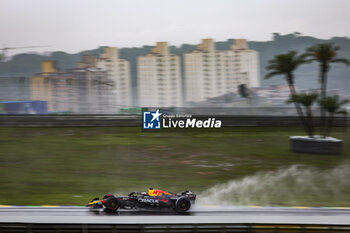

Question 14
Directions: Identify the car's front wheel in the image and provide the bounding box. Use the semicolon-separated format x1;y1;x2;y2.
105;197;120;211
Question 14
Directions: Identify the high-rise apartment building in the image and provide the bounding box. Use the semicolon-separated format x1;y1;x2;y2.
48;72;79;112
31;61;57;111
71;67;114;114
138;42;182;107
31;60;114;113
96;47;132;108
184;39;259;103
77;55;98;68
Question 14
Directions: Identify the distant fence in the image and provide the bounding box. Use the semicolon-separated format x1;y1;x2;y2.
0;115;348;128
1;223;350;233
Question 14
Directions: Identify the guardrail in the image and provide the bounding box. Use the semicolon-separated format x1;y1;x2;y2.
0;115;348;128
1;223;350;232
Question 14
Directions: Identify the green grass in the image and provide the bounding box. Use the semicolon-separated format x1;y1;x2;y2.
0;127;349;206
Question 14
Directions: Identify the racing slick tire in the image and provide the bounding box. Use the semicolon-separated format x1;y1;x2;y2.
105;197;120;212
175;197;191;212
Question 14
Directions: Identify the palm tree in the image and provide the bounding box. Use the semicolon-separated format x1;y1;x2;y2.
318;95;349;137
265;51;310;135
287;92;318;137
305;43;350;136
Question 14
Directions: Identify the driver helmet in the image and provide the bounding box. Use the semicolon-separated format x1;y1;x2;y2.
148;188;155;196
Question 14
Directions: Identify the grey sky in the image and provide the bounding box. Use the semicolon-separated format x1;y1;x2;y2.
1;0;349;55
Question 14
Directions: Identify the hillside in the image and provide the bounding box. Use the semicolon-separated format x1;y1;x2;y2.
0;33;349;101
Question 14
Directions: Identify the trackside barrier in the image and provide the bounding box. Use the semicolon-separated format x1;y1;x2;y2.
0;115;348;128
1;223;350;233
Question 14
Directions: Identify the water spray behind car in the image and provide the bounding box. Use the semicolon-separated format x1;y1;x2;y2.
198;164;350;206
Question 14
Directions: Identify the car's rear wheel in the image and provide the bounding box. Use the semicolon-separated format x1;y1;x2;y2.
175;197;191;212
105;197;120;211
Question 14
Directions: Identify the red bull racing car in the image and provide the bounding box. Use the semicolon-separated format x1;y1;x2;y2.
87;188;196;212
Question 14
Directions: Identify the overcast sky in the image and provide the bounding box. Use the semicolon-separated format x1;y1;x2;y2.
1;0;349;55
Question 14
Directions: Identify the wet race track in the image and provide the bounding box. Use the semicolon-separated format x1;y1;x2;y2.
1;206;350;224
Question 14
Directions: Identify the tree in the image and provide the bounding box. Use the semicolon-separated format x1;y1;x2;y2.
318;95;349;137
287;92;318;137
265;51;311;135
305;43;350;136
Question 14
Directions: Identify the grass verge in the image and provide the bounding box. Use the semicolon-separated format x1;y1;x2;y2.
0;126;349;206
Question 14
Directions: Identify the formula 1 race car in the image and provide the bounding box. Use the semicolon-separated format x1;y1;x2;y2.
87;188;196;212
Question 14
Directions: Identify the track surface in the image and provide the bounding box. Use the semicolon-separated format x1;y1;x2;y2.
1;206;350;224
